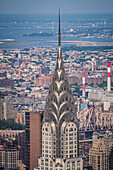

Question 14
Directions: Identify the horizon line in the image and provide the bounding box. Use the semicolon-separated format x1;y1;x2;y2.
0;12;113;15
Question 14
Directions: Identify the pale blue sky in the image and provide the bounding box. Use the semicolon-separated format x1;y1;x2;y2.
0;0;113;14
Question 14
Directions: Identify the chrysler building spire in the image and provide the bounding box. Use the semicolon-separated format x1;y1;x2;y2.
58;8;61;47
37;10;83;170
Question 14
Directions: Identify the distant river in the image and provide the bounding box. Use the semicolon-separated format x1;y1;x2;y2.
0;13;113;49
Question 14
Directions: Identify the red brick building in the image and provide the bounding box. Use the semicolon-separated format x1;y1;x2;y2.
25;111;41;170
34;76;52;86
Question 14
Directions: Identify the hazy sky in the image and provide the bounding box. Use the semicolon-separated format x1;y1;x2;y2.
0;0;113;14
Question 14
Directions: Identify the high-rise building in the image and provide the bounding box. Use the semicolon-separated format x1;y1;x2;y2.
89;131;113;170
0;129;25;165
0;145;5;168
16;110;26;125
37;10;83;170
79;134;92;167
0;144;19;170
25;111;41;170
0;97;14;120
109;145;113;170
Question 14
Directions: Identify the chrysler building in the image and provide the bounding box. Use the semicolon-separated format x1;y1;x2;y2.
37;9;83;170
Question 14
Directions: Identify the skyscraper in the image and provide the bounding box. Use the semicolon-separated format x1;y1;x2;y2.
89;131;113;170
37;10;83;170
25;111;41;170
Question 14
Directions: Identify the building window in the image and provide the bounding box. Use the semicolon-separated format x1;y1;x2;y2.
64;122;77;157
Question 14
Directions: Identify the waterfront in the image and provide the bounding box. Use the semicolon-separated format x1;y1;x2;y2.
0;13;113;49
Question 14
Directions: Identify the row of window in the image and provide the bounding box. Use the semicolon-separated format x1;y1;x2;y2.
40;160;81;169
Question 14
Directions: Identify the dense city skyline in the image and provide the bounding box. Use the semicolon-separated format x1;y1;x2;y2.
0;2;113;169
0;0;113;14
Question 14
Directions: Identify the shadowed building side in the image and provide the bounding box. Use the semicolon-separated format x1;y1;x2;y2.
25;111;41;170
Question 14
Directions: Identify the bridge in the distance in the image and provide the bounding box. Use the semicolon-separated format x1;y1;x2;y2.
78;103;113;133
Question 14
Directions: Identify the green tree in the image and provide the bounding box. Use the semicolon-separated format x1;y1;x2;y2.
0;119;25;130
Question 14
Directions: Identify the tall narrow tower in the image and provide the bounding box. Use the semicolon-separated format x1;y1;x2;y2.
82;71;85;98
107;62;111;92
37;10;83;170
